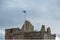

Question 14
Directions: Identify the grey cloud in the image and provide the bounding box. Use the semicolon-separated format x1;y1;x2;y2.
0;0;60;35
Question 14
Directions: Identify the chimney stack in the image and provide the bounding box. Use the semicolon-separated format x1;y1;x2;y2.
41;25;45;32
47;27;51;34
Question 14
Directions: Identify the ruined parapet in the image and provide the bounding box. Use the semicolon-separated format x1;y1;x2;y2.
21;20;34;32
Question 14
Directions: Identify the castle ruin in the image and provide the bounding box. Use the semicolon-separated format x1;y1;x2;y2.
5;20;56;40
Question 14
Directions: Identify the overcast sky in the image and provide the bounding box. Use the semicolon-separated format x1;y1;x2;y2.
0;0;60;39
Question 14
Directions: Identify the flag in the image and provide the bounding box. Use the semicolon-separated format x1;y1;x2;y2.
23;10;26;13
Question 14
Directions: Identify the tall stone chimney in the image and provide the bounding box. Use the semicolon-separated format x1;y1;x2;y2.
41;25;46;32
47;27;51;34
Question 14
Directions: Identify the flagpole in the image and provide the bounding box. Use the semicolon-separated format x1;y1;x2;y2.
23;10;26;31
23;10;26;20
25;11;26;20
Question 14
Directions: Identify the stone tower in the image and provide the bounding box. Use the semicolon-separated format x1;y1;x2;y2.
21;20;34;32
